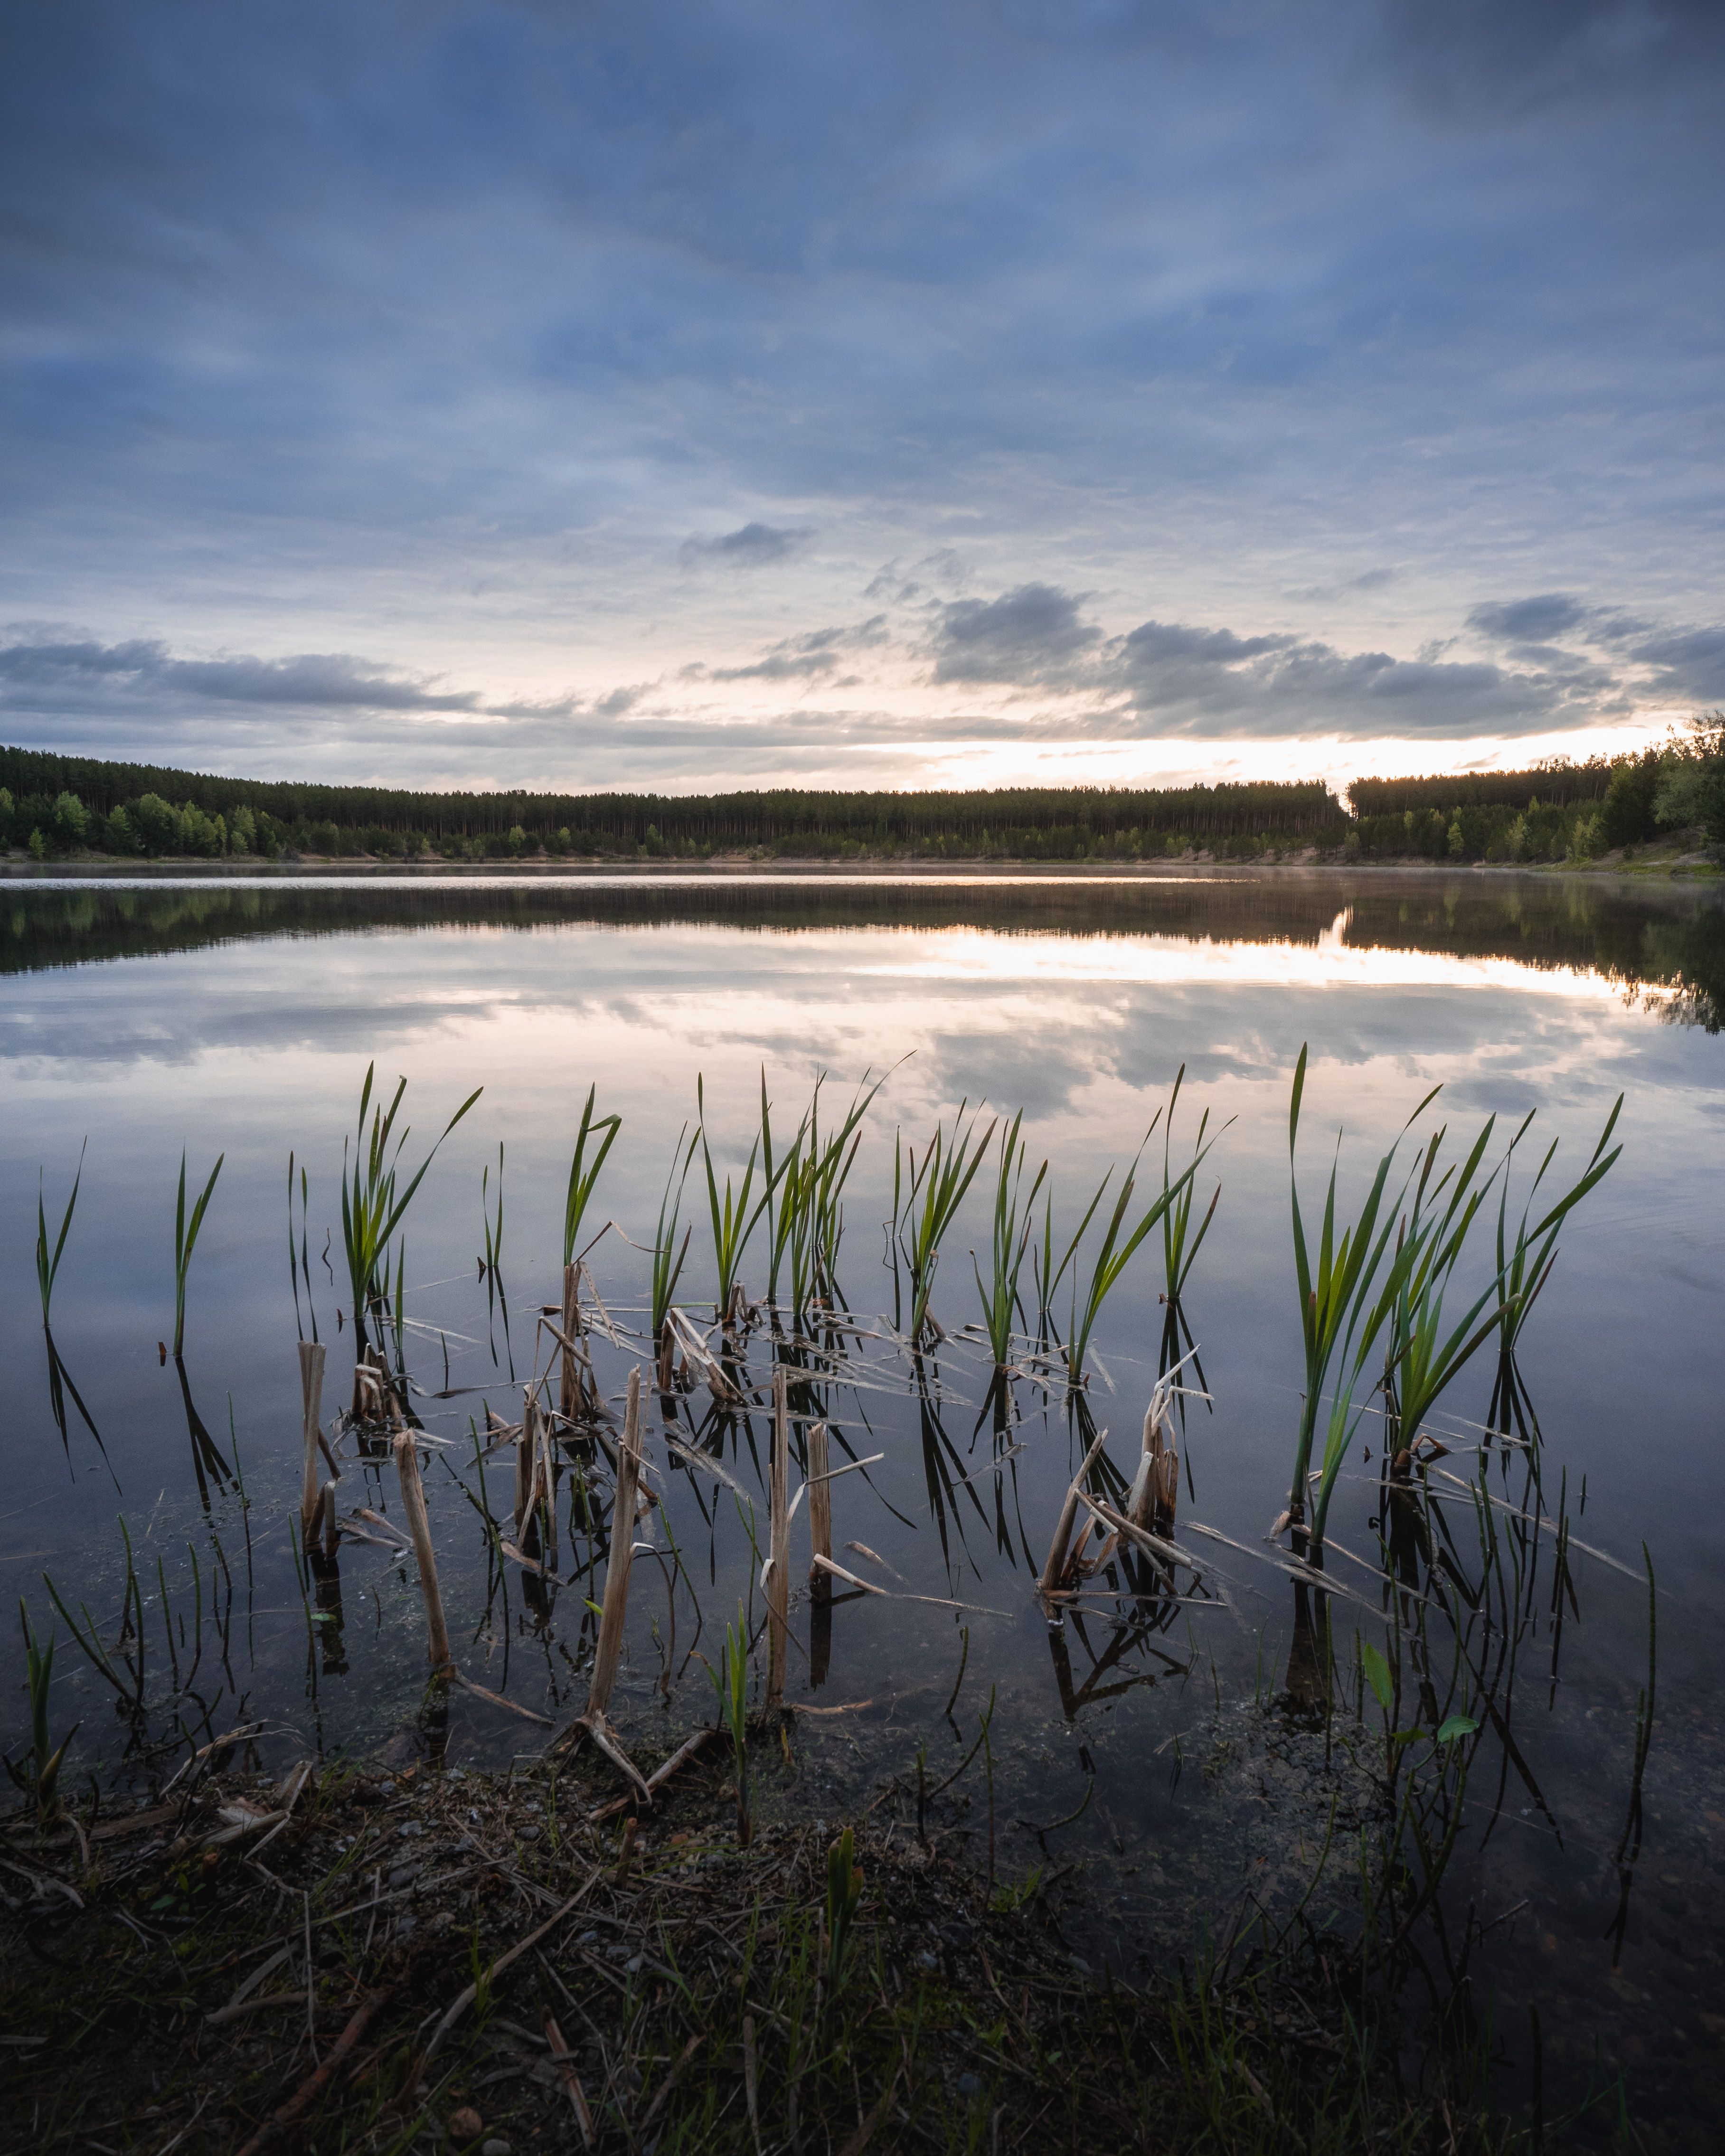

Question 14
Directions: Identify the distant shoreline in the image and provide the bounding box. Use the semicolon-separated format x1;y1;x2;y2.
1;847;1717;882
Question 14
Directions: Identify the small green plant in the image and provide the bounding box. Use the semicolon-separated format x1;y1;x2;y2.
5;1600;77;1820
171;1149;224;1359
36;1142;85;1327
823;1824;863;2019
1159;1066;1223;1384
709;1605;752;1844
1285;1044;1437;1537
651;1125;699;1364
1065;1098;1210;1387
898;1102;996;1342
699;1076;773;1319
972;1110;1047;1370
563;1083;621;1268
339;1062;481;1352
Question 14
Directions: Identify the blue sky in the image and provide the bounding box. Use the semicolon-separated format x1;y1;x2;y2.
2;0;1722;796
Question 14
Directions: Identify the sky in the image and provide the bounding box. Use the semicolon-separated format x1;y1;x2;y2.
2;0;1723;801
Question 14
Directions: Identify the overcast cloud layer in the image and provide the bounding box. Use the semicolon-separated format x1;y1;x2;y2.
2;1;1723;797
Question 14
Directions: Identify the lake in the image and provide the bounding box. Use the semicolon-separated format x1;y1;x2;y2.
3;866;1721;2147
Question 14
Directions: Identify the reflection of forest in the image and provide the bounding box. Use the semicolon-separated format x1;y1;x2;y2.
5;872;1722;1031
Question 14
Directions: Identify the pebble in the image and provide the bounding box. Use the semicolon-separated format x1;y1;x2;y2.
956;2072;982;2096
481;2142;512;2156
518;1824;541;1842
398;1821;425;1838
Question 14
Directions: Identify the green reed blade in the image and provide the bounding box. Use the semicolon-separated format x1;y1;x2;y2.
563;1082;622;1268
171;1148;224;1358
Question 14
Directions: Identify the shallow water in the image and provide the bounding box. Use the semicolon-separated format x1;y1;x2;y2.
3;867;1722;2144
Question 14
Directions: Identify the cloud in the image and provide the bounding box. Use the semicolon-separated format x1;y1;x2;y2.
692;615;890;683
1621;623;1725;702
1466;594;1593;645
678;522;812;569
931;583;1103;685
0;635;481;712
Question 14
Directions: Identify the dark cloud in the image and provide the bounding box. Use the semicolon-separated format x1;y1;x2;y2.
1622;623;1725;701
0;636;481;712
1467;594;1593;645
679;523;812;569
931;584;1103;685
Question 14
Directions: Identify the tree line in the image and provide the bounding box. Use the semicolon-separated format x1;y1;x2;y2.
1;727;1719;866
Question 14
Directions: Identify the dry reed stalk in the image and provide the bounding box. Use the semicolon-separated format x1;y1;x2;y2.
765;1365;790;1705
806;1419;833;1582
537;1394;559;1567
584;1366;641;1724
514;1396;535;1537
298;1339;326;1532
545;2010;596;2148
559;1260;583;1418
1127;1392;1179;1536
392;1430;452;1669
1039;1429;1112;1595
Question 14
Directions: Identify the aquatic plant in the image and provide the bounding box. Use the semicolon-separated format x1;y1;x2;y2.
699;1076;772;1321
562;1083;621;1268
807;1068;889;1301
898;1101;996;1343
35;1142;85;1328
822;1825;864;2023
171;1149;224;1359
1285;1045;1436;1539
709;1604;752;1845
1159;1066;1222;1388
651;1125;698;1368
1486;1096;1624;1446
339;1061;481;1361
972;1110;1047;1370
1065;1099;1211;1387
1307;1116;1502;1562
4;1600;77;1820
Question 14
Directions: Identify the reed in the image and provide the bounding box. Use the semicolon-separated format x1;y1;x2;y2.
821;1826;863;2028
898;1102;996;1343
170;1150;225;1360
698;1075;773;1322
1158;1065;1222;1384
651;1128;698;1382
1065;1099;1210;1387
1285;1044;1436;1538
298;1338;327;1533
972;1110;1047;1369
758;1071;810;1310
709;1604;753;1844
4;1600;77;1820
1487;1096;1623;1445
339;1062;481;1395
806;1068;889;1301
765;1365;790;1705
585;1366;642;1726
1306;1117;1501;1562
393;1426;452;1669
562;1083;622;1268
35;1141;85;1328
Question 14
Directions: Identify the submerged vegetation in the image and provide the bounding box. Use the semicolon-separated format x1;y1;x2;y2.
2;1046;1674;2151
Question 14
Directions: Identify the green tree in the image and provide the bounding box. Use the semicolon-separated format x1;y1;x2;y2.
133;792;180;854
1600;750;1661;848
228;803;256;853
52;791;88;849
28;827;47;861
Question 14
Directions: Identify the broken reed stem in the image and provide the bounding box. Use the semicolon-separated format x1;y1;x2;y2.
298;1339;326;1534
585;1365;641;1723
806;1418;833;1582
515;1396;535;1537
392;1429;452;1670
766;1364;790;1706
559;1261;582;1419
537;1390;558;1568
1039;1428;1112;1595
1127;1393;1179;1535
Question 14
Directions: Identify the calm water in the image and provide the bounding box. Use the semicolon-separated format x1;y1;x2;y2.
3;868;1722;2144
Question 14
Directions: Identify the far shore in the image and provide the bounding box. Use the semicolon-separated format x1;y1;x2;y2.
1;841;1717;882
